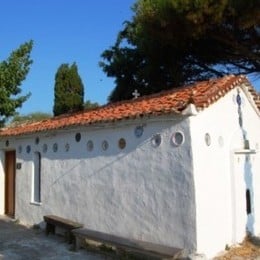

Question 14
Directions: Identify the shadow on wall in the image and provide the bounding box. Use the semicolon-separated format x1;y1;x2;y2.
244;155;255;235
237;89;255;235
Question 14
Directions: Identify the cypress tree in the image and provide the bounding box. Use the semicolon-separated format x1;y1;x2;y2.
53;63;84;116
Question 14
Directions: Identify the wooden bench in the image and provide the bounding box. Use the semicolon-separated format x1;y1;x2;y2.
72;228;184;259
44;215;83;243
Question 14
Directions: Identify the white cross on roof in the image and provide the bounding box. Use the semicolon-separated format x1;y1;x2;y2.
132;89;140;99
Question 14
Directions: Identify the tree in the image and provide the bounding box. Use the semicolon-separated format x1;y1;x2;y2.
53;63;84;116
84;100;99;110
10;112;52;126
100;0;260;102
0;41;33;126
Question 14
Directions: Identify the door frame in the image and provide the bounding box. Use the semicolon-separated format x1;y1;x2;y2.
4;150;16;218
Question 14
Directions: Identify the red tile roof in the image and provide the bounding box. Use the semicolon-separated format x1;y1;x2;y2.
0;75;258;137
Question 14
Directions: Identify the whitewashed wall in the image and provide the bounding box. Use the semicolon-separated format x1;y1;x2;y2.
0;116;197;252
190;86;260;258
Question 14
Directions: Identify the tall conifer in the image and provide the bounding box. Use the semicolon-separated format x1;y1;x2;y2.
53;63;84;116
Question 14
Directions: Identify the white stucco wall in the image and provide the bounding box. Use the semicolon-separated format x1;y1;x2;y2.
0;116;197;252
190;86;260;258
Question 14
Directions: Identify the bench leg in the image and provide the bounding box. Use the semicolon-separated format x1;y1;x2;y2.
46;223;55;235
68;232;74;244
64;231;74;244
74;236;81;251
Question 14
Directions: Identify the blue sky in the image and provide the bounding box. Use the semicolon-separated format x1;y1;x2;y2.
1;0;259;115
1;0;135;114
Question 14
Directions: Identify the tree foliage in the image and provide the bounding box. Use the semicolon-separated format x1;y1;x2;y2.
84;100;99;110
0;41;33;126
53;63;84;116
10;112;52;126
100;0;260;102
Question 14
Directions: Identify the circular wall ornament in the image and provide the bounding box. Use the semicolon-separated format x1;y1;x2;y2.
35;137;40;145
118;138;126;149
172;132;185;146
218;136;224;147
26;145;31;154
87;140;94;151
205;133;211;146
75;133;81;142
65;143;70;152
151;134;162;147
18;145;22;154
102;140;109;151
53;143;58;152
43;144;48;153
134;126;143;138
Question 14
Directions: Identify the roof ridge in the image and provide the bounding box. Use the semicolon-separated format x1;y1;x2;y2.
0;74;256;137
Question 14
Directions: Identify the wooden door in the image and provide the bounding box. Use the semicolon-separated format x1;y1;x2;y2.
5;151;16;217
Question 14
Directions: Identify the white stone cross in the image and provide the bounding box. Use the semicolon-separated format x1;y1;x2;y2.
132;89;140;99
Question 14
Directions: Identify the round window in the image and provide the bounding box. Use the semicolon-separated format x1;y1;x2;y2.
65;143;70;152
102;140;109;151
172;132;185;146
134;126;143;138
53;143;58;152
43;144;48;153
18;145;22;154
87;140;94;151
118;138;126;149
205;133;211;146
218;136;224;147
75;133;81;142
26;145;31;154
35;137;40;145
151;134;162;147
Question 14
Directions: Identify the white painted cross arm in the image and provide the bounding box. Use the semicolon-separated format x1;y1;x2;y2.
132;89;140;99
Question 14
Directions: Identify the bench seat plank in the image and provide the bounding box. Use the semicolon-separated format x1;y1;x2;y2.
72;228;182;258
44;215;83;229
44;215;83;243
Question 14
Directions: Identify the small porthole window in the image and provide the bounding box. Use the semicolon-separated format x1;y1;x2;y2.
87;140;94;151
75;133;81;142
43;144;48;153
5;140;9;147
65;143;70;152
26;145;31;154
151;134;161;147
218;136;224;147
102;140;109;151
118;138;126;149
134;126;143;138
18;145;22;154
172;132;185;146
205;133;211;146
53;143;58;152
35;137;40;145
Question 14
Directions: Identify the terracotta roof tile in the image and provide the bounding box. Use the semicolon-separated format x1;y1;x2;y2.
0;74;258;137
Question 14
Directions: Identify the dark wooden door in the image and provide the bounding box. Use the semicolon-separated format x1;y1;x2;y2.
5;151;16;217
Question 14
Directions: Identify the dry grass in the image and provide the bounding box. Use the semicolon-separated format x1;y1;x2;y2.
215;236;260;259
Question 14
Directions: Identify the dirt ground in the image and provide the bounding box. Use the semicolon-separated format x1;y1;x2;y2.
3;215;260;260
0;215;110;260
214;236;260;260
